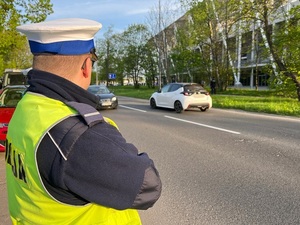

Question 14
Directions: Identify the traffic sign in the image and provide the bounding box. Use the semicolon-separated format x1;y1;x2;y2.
108;73;116;79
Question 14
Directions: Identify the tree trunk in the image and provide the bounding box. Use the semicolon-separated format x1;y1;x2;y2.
261;5;300;101
284;71;300;101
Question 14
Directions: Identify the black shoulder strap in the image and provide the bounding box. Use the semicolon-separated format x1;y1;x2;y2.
40;102;104;160
47;102;104;158
65;101;104;127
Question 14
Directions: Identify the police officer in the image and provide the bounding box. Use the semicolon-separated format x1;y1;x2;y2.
6;18;162;225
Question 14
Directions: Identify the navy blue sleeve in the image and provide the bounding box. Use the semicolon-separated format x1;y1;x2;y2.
38;116;161;210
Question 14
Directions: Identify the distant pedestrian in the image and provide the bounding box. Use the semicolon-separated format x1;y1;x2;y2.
210;77;216;94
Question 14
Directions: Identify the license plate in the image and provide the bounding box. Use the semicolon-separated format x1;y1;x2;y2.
101;101;111;106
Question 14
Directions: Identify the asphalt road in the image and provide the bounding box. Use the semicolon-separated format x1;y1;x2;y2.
1;96;300;225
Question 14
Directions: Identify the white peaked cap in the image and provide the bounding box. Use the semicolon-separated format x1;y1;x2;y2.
17;18;102;55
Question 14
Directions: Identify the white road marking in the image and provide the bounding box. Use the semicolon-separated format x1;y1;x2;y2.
119;105;147;113
213;108;300;122
164;115;241;135
119;105;240;134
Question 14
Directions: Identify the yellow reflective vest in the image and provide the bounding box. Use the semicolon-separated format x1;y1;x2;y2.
5;92;141;225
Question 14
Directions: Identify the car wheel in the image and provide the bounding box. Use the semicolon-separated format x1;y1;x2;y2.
150;98;157;109
174;101;183;113
111;101;118;109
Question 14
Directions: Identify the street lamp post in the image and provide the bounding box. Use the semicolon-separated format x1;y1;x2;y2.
158;0;162;89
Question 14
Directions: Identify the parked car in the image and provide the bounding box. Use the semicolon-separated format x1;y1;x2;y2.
87;84;118;110
0;68;29;91
0;85;27;151
150;83;212;113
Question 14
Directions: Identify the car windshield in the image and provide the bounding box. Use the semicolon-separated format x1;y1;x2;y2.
0;88;25;107
184;84;205;93
88;86;111;94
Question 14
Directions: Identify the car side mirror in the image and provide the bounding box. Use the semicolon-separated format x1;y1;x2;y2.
157;89;161;93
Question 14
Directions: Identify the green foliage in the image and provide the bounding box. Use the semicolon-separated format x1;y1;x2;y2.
0;0;53;74
122;24;149;88
179;0;245;90
20;0;53;23
179;0;300;100
170;1;213;84
141;43;158;88
273;5;300;71
96;24;151;88
269;73;299;98
96;27;124;85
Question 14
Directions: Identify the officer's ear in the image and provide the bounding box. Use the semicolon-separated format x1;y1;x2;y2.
81;57;92;78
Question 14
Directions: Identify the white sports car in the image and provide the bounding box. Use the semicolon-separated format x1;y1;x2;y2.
150;83;212;113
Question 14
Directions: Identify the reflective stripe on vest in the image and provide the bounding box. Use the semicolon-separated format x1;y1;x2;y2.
5;92;141;225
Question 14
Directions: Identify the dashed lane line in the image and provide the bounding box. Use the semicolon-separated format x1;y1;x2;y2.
164;115;241;135
119;105;147;113
119;105;240;134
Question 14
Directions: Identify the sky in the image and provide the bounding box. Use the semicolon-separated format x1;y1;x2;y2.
47;0;184;38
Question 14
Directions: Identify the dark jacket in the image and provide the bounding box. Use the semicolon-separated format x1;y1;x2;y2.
27;69;162;210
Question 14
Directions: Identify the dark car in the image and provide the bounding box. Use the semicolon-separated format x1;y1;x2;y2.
87;84;118;110
0;85;27;151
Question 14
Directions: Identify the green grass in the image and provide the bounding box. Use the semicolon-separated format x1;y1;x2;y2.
212;95;299;117
109;85;300;117
218;89;277;97
110;85;156;99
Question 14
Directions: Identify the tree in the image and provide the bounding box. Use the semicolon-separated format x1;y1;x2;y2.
96;27;123;86
170;25;204;83
141;42;158;88
146;0;183;87
242;0;300;100
121;24;149;88
0;0;53;74
179;0;241;89
180;0;300;99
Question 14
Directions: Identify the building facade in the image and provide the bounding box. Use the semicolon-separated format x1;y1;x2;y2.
152;0;299;89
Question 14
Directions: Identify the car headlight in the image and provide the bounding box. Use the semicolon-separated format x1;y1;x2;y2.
112;97;117;101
